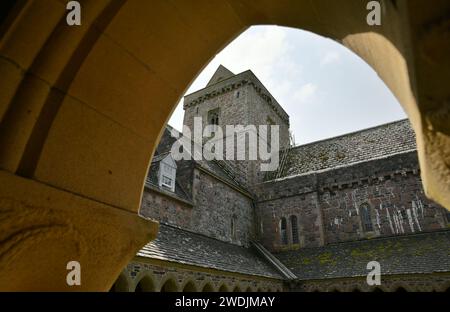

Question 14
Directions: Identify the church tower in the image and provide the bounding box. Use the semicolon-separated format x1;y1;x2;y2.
182;65;290;188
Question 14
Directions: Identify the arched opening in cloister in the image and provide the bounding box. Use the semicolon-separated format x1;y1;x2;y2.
0;0;448;291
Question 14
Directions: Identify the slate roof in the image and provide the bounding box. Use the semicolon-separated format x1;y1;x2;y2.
271;119;416;180
145;152;192;204
137;224;283;279
274;230;450;280
150;125;249;194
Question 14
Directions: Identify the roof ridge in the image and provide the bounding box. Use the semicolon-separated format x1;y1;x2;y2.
158;223;252;249
263;148;417;183
291;118;410;149
161;125;250;192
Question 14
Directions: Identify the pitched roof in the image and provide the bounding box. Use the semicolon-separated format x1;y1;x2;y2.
150;126;250;194
206;65;235;87
137;224;283;279
145;165;192;204
151;151;171;164
274;230;450;280
184;69;289;124
270;119;416;180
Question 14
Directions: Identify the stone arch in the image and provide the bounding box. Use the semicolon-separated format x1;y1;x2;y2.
134;273;157;292
440;281;450;293
201;282;215;292
218;283;230;292
419;285;435;292
245;286;253;292
232;285;242;292
157;273;180;292
109;272;131;292
182;280;198;292
160;278;179;292
387;282;412;292
0;0;449;291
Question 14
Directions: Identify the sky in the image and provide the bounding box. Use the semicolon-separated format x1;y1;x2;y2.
168;26;406;145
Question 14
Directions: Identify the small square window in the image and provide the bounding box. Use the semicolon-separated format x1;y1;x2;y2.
161;175;173;188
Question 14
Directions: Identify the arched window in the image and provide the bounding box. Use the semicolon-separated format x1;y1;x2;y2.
290;215;299;244
280;217;288;245
208;108;219;125
360;203;373;232
231;216;237;240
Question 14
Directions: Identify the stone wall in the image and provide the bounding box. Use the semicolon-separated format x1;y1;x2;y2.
140;187;193;229
183;74;290;188
256;173;324;250
114;260;284;292
191;167;255;247
255;151;449;251
292;274;450;292
141;165;255;247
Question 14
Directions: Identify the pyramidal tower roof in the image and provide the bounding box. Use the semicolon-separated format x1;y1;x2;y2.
206;65;235;87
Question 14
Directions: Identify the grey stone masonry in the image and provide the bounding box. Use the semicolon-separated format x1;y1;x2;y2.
182;66;290;188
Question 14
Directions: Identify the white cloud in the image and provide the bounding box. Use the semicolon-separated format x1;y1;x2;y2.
293;83;317;103
169;26;405;145
213;26;294;89
320;51;341;66
169;26;300;131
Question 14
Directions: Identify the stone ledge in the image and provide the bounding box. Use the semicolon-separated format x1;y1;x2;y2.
0;170;158;291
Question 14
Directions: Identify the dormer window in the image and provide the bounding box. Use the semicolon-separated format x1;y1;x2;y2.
161;173;173;189
158;155;177;192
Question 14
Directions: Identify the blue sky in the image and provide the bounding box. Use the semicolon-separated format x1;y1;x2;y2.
168;26;406;145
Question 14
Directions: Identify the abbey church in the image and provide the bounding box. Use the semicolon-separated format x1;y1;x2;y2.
111;65;450;292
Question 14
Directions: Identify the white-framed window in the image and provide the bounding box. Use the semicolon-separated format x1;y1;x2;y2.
158;155;177;192
161;175;173;188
